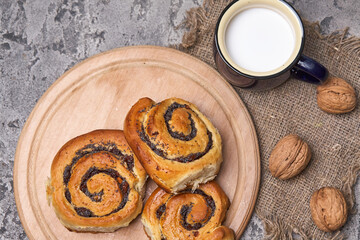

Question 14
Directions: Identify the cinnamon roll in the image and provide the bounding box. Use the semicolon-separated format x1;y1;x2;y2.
46;130;147;232
124;97;222;193
142;181;234;240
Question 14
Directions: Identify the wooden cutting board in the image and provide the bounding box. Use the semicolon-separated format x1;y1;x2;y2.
13;46;260;240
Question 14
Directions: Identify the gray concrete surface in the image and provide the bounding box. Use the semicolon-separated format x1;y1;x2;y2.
0;0;359;239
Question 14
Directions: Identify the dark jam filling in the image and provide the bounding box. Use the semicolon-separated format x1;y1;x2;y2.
138;103;213;163
70;167;130;218
63;142;134;206
156;204;166;219
61;141;132;218
63;142;134;186
65;189;71;203
80;167;106;202
179;189;215;231
75;207;95;217
164;102;197;141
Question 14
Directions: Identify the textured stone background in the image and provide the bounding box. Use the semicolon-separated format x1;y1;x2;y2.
0;0;359;239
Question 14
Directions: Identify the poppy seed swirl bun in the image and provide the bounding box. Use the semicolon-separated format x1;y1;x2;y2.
46;130;147;232
142;181;234;240
124;97;223;193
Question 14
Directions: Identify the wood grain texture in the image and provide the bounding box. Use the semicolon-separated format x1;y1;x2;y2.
13;46;260;239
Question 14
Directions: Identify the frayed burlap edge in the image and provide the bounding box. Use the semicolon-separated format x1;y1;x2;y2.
304;20;360;56
173;0;232;51
256;209;345;240
256;209;311;240
341;164;360;214
175;0;360;239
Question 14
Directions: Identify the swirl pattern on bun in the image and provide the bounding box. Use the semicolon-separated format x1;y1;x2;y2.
142;181;234;240
124;97;222;193
46;130;147;232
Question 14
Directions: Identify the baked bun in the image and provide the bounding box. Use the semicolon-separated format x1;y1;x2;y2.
124;97;222;193
142;181;234;240
46;130;147;232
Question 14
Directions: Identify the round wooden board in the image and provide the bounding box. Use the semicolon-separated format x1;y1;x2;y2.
14;46;260;240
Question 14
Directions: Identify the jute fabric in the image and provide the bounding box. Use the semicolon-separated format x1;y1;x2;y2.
178;0;360;239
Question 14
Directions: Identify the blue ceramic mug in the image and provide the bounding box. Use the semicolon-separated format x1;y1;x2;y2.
214;0;328;90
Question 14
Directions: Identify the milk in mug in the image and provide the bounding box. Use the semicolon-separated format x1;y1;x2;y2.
225;7;296;73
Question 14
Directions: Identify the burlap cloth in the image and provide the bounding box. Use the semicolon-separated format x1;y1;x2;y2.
176;0;360;239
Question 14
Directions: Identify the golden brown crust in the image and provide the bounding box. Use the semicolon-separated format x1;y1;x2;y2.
142;181;235;240
124;97;223;193
46;130;147;232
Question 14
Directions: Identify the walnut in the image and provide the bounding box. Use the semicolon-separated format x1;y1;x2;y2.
268;134;311;180
317;76;356;114
310;187;348;232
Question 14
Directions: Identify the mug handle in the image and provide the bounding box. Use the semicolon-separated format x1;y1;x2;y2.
291;55;328;84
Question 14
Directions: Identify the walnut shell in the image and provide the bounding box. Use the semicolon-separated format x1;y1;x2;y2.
317;76;356;114
310;187;348;232
268;134;311;180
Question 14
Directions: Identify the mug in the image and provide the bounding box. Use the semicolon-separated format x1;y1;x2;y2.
214;0;328;90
